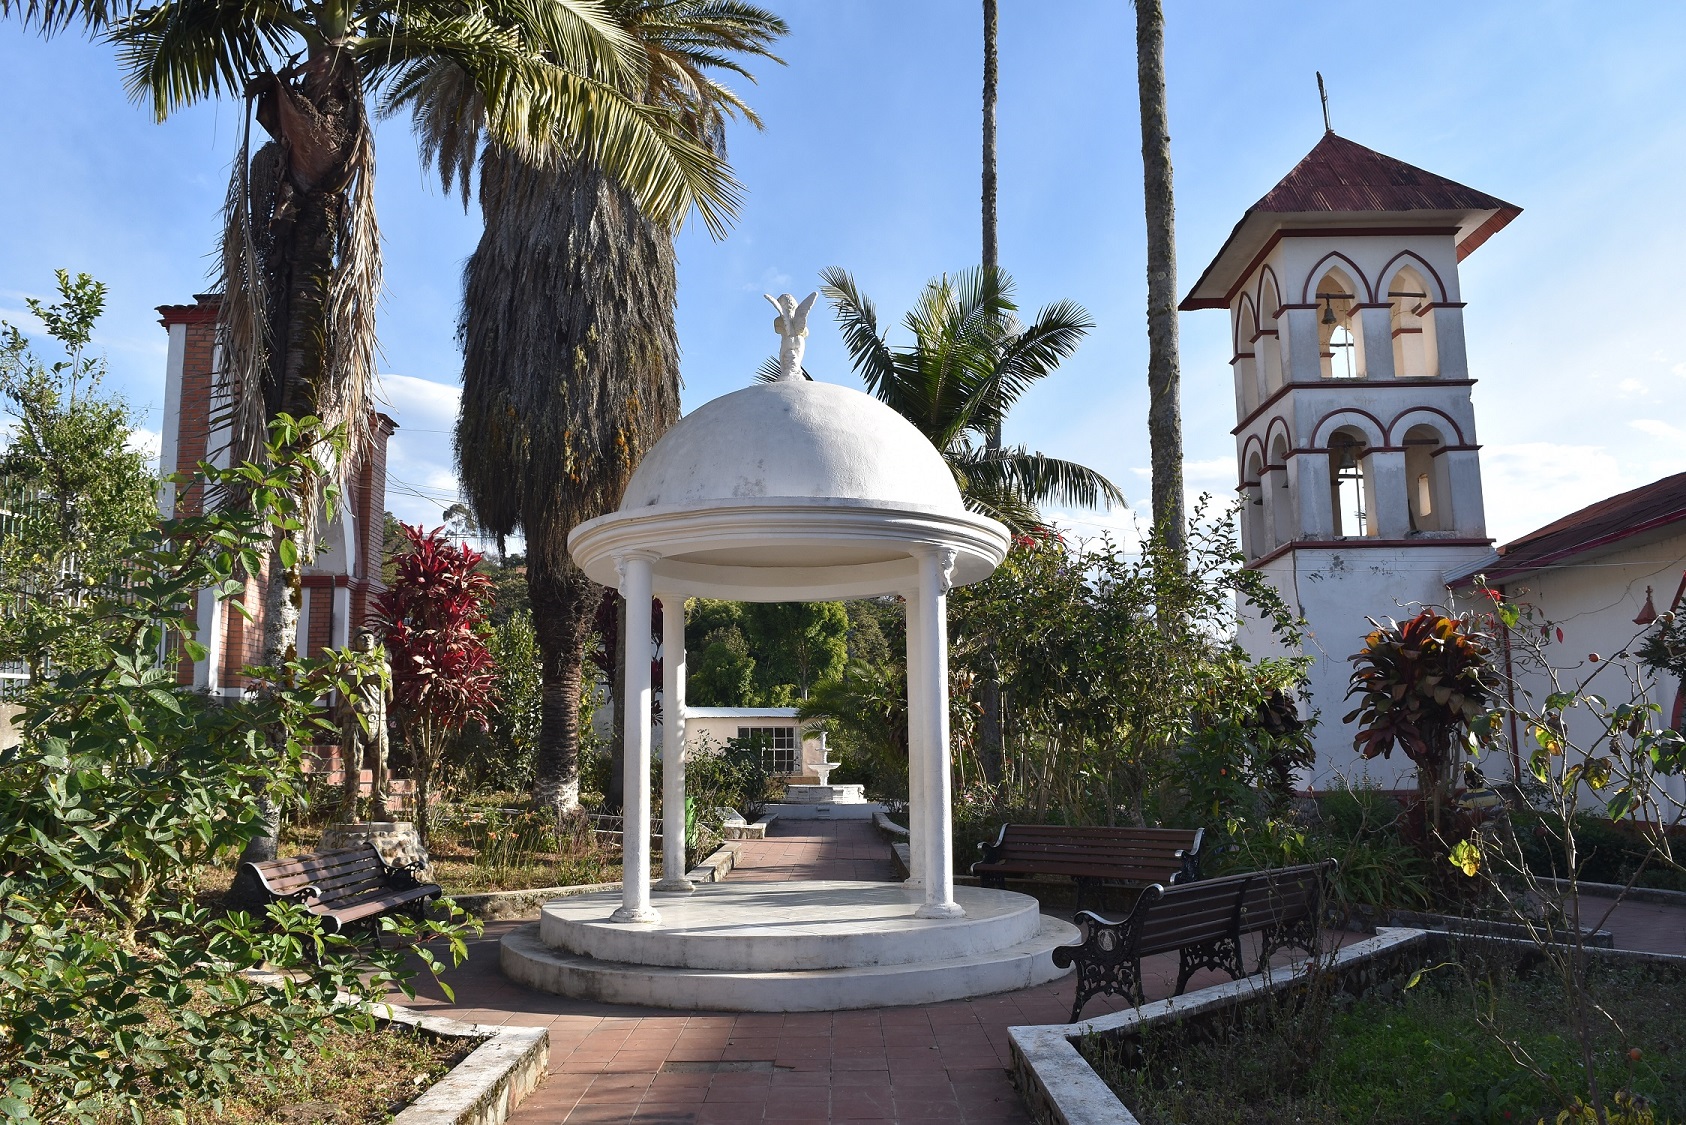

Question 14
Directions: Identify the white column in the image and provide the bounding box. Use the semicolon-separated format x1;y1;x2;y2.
914;547;963;919
1281;307;1322;383
1355;306;1395;379
612;552;661;924
904;584;926;888
655;592;693;893
1367;449;1411;539
1290;451;1333;539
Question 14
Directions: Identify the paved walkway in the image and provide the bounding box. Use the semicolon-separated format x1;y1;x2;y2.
391;821;1371;1123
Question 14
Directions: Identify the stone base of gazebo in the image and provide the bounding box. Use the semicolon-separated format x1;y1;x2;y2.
498;882;1076;1012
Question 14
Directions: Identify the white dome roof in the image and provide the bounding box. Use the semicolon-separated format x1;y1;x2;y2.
619;380;964;514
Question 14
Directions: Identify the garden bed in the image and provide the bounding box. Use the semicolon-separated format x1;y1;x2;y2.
1009;929;1686;1125
90;1022;470;1124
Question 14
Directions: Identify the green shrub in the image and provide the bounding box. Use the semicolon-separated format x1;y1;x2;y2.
0;423;475;1123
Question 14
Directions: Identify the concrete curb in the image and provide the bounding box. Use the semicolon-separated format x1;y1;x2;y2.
444;881;621;922
376;1004;548;1125
1538;876;1686;907
686;841;741;883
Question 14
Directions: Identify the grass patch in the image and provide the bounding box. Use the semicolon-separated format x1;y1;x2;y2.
1093;963;1686;1125
94;1023;472;1124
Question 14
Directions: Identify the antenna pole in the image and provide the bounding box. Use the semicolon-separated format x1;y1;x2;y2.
1317;71;1332;133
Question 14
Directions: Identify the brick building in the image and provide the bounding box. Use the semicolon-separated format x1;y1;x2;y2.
157;294;395;693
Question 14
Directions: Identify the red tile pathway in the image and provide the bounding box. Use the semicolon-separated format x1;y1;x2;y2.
390;821;1380;1123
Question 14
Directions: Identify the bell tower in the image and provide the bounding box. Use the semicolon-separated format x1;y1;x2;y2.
1181;132;1521;788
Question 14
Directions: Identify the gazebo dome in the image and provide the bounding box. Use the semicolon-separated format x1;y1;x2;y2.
570;301;1010;605
621;379;964;513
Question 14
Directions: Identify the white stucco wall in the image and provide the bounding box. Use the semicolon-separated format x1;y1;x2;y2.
1449;526;1686;808
682;707;825;778
1240;541;1495;790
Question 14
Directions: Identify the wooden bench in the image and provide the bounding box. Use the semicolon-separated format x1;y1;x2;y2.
239;843;442;935
1051;859;1335;1021
971;824;1203;912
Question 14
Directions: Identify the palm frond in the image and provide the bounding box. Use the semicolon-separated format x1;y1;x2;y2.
109;0;293;120
819;266;898;396
754;356;810;383
962;445;1126;514
1;0;132;33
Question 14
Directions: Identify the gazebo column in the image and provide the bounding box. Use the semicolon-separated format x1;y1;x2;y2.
612;551;661;925
655;592;693;893
904;585;927;888
913;546;963;919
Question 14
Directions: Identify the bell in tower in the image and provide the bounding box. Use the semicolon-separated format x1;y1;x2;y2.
1181;131;1520;789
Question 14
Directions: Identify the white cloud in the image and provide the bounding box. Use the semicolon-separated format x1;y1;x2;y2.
376;372;464;528
126;426;161;468
1617;377;1649;397
1673;362;1686;379
1631;418;1685;442
1480;442;1633;543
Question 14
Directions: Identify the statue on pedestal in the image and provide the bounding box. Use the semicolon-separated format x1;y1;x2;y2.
339;629;392;822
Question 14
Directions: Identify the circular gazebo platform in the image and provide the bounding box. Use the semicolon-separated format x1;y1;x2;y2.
500;881;1075;1012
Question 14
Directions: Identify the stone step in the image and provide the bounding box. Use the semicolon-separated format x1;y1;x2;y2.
536;882;1045;972
499;914;1076;1013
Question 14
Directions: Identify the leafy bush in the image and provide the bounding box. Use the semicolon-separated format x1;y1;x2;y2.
0;425;475;1123
683;733;774;825
1513;811;1686;893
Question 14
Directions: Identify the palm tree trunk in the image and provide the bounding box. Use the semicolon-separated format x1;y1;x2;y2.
981;0;1000;456
457;149;680;819
1135;0;1185;559
530;562;602;814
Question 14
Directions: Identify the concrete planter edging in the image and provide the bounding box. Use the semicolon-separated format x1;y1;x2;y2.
1007;928;1431;1125
241;971;548;1125
1007;928;1686;1125
444;881;622;922
376;1004;548;1125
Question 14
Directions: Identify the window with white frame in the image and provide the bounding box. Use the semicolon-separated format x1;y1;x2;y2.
737;725;800;774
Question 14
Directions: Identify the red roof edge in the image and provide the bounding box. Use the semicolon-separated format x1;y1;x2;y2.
1456;204;1523;262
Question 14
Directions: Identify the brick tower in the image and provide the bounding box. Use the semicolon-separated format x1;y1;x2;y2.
156;294;395;693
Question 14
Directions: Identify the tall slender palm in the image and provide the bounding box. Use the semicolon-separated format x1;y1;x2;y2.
400;0;786;813
1135;0;1184;558
818;266;1124;532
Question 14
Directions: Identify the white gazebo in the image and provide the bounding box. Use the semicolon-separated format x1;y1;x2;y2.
500;296;1076;1011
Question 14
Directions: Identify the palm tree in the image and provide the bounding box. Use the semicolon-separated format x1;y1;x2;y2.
95;0;741;676
399;0;786;814
817;266;1124;532
1134;0;1184;558
1;0;747;860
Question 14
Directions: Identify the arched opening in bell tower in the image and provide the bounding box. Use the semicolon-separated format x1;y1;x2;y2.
1258;274;1285;393
1386;265;1440;378
1244;449;1267;556
1315;269;1361;379
1403;423;1449;532
1269;433;1293;544
1327;428;1375;537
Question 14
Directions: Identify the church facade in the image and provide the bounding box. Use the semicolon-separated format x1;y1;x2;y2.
1181;132;1520;788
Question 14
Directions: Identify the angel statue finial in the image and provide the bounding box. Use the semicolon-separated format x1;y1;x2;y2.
765;291;818;381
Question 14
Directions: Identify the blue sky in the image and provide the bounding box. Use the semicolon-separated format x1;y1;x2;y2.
2;1;1683;543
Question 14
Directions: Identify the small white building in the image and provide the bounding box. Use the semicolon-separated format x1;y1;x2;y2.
680;706;827;781
1447;473;1686;802
1181;131;1519;788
